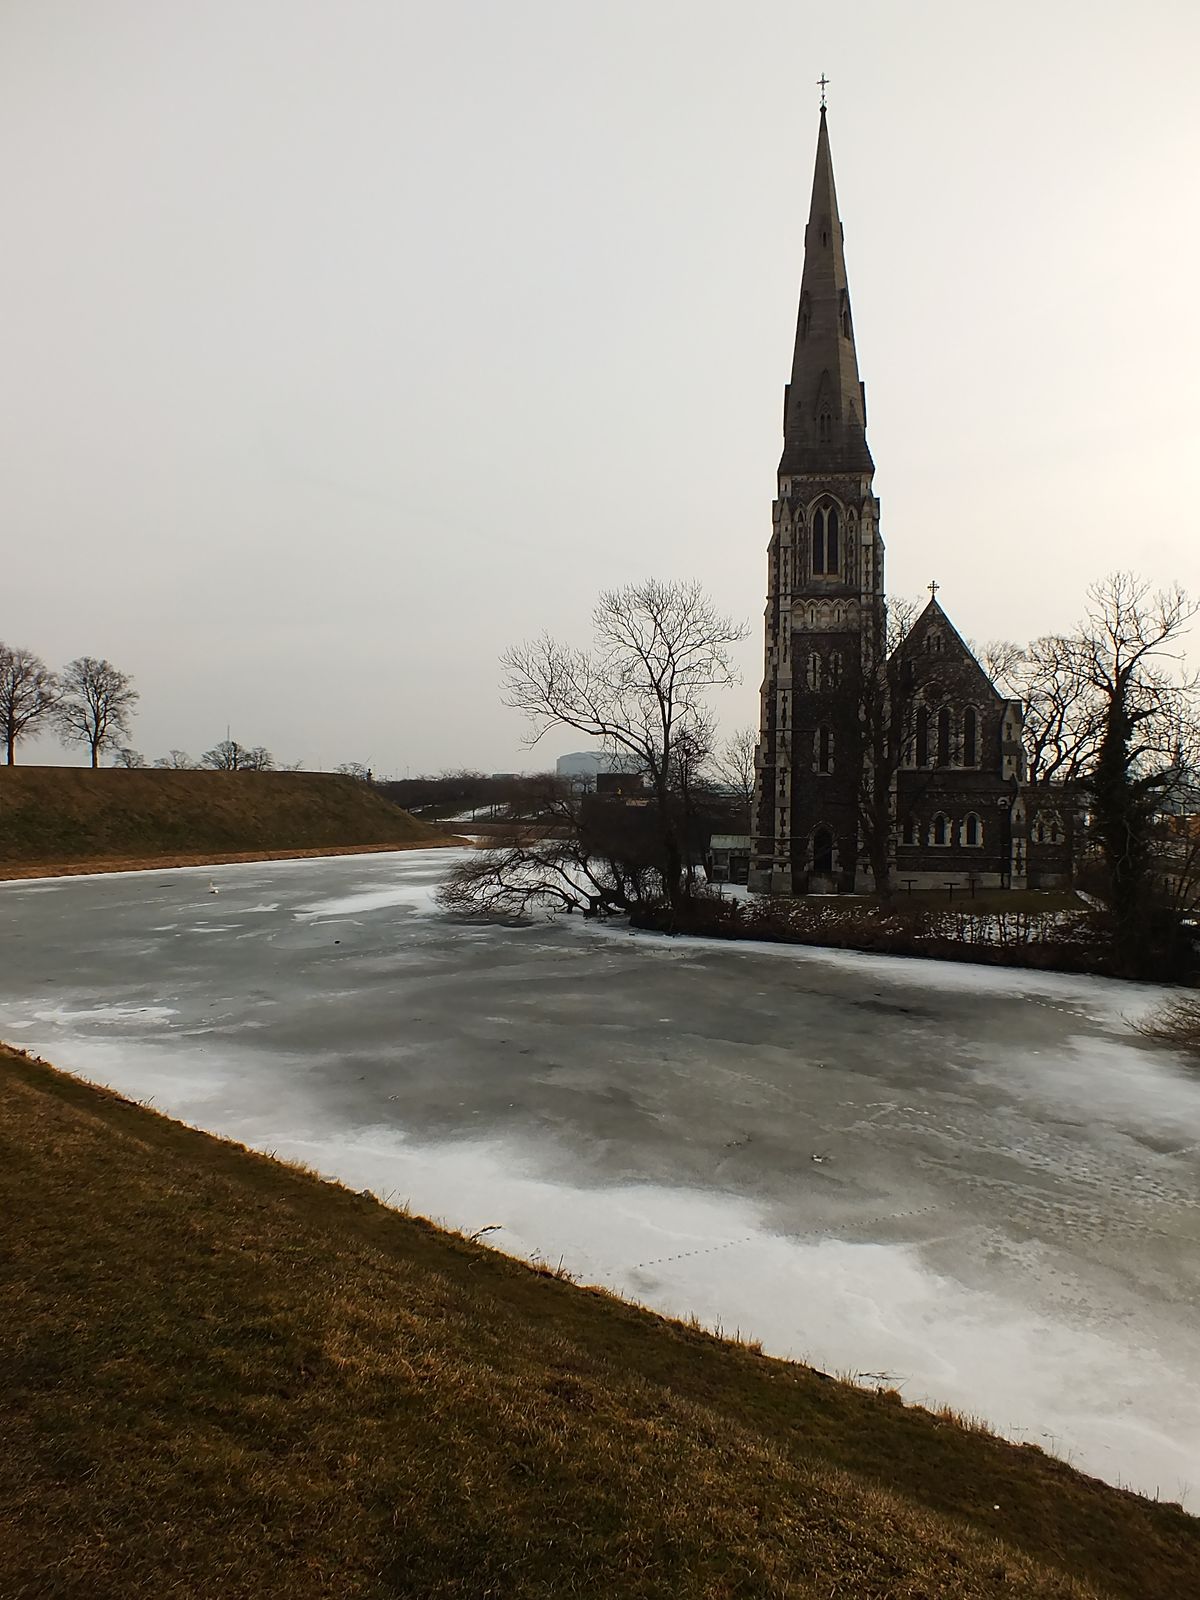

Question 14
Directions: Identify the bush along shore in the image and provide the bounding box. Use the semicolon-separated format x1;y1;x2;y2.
629;893;1198;982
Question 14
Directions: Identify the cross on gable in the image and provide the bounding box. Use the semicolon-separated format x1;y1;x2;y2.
928;580;940;598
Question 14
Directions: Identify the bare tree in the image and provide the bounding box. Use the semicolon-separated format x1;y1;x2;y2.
0;644;58;765
336;761;373;782
856;596;921;899
439;787;659;921
1073;574;1199;974
1010;635;1102;785
711;726;757;814
154;749;195;769
201;738;276;772
500;579;747;915
111;746;146;768
56;657;139;768
971;638;1025;694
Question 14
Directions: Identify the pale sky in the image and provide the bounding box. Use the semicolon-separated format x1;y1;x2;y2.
2;1;1197;775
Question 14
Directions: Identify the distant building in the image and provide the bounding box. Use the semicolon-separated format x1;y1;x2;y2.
556;750;642;788
708;834;752;885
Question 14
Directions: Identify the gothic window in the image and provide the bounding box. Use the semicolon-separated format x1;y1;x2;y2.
931;813;949;846
799;293;812;341
812;502;840;574
826;652;842;688
923;629;945;655
962;706;978;767
964;813;982;847
812;827;834;874
901;816;918;846
839;291;852;339
806;652;820;689
916;706;929;767
817;726;832;774
817;409;833;444
937;707;951;766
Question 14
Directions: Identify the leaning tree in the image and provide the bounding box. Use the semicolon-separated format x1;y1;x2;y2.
442;580;746;923
500;579;746;916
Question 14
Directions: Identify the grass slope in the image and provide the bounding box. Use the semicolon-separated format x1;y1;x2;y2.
2;1047;1197;1600
0;767;445;873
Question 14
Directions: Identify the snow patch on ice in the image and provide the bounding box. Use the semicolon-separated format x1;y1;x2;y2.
24;1004;177;1028
580;919;1173;1027
295;883;442;920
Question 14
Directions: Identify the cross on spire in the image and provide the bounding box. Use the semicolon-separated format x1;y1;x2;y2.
817;73;829;110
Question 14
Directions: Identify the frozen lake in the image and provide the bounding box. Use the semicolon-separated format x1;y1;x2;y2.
2;846;1198;1503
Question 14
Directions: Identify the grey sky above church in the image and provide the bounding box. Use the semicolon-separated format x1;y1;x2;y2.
2;1;1197;775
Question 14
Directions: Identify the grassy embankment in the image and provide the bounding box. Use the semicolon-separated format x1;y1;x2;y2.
0;767;455;879
3;1046;1197;1600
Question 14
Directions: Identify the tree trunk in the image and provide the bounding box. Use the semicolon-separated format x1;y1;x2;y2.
1090;688;1151;976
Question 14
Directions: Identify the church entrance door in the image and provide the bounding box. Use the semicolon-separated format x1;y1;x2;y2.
812;827;834;877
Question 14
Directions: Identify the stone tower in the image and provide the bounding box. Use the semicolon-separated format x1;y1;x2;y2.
749;108;886;894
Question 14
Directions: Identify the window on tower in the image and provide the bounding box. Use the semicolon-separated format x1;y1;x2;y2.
817;410;833;443
812;503;840;574
817;725;832;773
839;291;852;339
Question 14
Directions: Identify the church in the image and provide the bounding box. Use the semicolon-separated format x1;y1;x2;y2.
749;105;1073;896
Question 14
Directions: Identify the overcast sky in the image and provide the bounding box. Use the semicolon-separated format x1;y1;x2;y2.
3;1;1197;775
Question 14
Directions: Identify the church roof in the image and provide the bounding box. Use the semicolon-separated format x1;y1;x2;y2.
779;108;874;478
890;596;1007;705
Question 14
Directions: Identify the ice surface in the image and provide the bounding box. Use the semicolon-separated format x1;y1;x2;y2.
1;846;1197;1504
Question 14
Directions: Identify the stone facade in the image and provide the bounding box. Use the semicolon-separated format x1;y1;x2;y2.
749;110;1072;896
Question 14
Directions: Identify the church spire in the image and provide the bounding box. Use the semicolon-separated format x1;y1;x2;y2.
780;107;873;476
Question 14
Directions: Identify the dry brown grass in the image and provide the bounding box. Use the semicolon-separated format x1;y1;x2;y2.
2;1045;1197;1600
0;767;455;876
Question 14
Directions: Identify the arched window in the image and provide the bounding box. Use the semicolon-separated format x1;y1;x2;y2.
812;502;840;574
916;706;929;767
799;292;812;341
931;813;949;846
901;817;918;846
817;726;832;774
964;813;981;846
817;409;833;444
839;291;852;339
806;652;820;689
812;827;834;875
937;707;951;766
826;652;842;688
962;707;978;767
